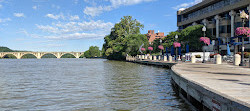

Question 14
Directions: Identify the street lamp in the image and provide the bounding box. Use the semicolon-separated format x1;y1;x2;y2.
160;39;162;55
202;26;206;63
239;10;247;66
175;34;178;62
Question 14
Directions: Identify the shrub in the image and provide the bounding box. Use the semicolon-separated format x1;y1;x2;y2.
237;52;250;58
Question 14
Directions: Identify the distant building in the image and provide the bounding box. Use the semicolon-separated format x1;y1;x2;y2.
147;30;166;43
177;0;250;53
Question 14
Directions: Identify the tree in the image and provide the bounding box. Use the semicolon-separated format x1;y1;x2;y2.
84;46;101;58
180;25;212;52
102;16;147;60
150;31;180;54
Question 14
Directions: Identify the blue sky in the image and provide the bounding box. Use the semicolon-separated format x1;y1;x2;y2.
0;0;202;52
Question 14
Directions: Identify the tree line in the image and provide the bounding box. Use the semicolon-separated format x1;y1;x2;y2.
101;16;211;60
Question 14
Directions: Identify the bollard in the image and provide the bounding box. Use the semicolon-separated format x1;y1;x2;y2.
216;54;222;64
158;56;161;61
142;55;145;60
149;55;152;60
145;55;148;60
164;56;167;61
234;54;241;66
153;56;157;61
169;56;172;62
191;55;196;63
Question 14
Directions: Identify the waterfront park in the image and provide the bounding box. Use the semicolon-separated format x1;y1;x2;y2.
1;1;250;111
125;11;250;110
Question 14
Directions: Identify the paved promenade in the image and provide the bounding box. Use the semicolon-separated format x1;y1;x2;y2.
172;63;250;108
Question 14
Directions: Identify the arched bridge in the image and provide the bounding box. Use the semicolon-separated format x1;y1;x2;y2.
0;52;84;59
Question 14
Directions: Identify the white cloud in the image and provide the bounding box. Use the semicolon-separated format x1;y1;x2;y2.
34;20;113;40
46;13;64;20
83;0;155;17
0;4;2;8
69;15;80;21
172;0;202;10
32;5;37;10
44;32;104;40
0;18;11;23
18;29;41;38
13;13;25;17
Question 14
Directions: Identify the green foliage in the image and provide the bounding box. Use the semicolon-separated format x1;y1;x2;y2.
41;54;57;58
61;54;76;58
180;25;212;52
0;46;13;52
2;54;17;59
102;16;147;60
84;46;101;58
21;54;37;59
151;25;212;53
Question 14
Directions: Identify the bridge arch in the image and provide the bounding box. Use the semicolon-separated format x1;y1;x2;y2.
21;53;37;59
60;53;76;58
41;53;57;58
2;54;17;59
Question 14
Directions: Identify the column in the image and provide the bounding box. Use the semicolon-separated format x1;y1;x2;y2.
215;15;221;54
248;5;250;42
229;10;236;37
214;15;221;38
229;10;237;54
248;5;250;28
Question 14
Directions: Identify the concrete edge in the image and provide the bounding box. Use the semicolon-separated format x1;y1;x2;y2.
171;63;250;110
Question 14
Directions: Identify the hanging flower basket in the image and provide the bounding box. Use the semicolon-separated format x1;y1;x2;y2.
158;45;164;50
148;47;153;51
199;37;210;45
235;27;250;37
141;48;145;51
173;42;181;48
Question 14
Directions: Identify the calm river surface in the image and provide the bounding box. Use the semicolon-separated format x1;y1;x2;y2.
0;59;189;111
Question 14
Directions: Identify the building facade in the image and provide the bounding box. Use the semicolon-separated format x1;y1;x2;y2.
147;30;166;43
177;0;250;53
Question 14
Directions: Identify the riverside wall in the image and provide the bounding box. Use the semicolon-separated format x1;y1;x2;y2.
126;56;250;111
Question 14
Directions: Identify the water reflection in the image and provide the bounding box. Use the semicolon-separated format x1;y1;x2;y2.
0;59;189;111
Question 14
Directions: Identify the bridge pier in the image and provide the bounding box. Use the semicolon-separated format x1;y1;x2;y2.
56;53;61;59
37;53;41;59
17;53;21;59
76;53;80;58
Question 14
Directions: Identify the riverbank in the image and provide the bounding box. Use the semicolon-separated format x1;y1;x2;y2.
127;59;250;111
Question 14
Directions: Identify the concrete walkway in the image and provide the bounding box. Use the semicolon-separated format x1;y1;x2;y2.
172;63;250;107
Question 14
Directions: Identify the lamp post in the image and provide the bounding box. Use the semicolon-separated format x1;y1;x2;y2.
239;10;247;66
202;26;207;63
175;34;178;62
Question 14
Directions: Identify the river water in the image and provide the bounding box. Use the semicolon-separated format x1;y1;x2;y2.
0;59;189;111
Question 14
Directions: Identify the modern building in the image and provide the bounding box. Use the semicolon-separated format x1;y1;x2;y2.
147;30;166;43
177;0;250;54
